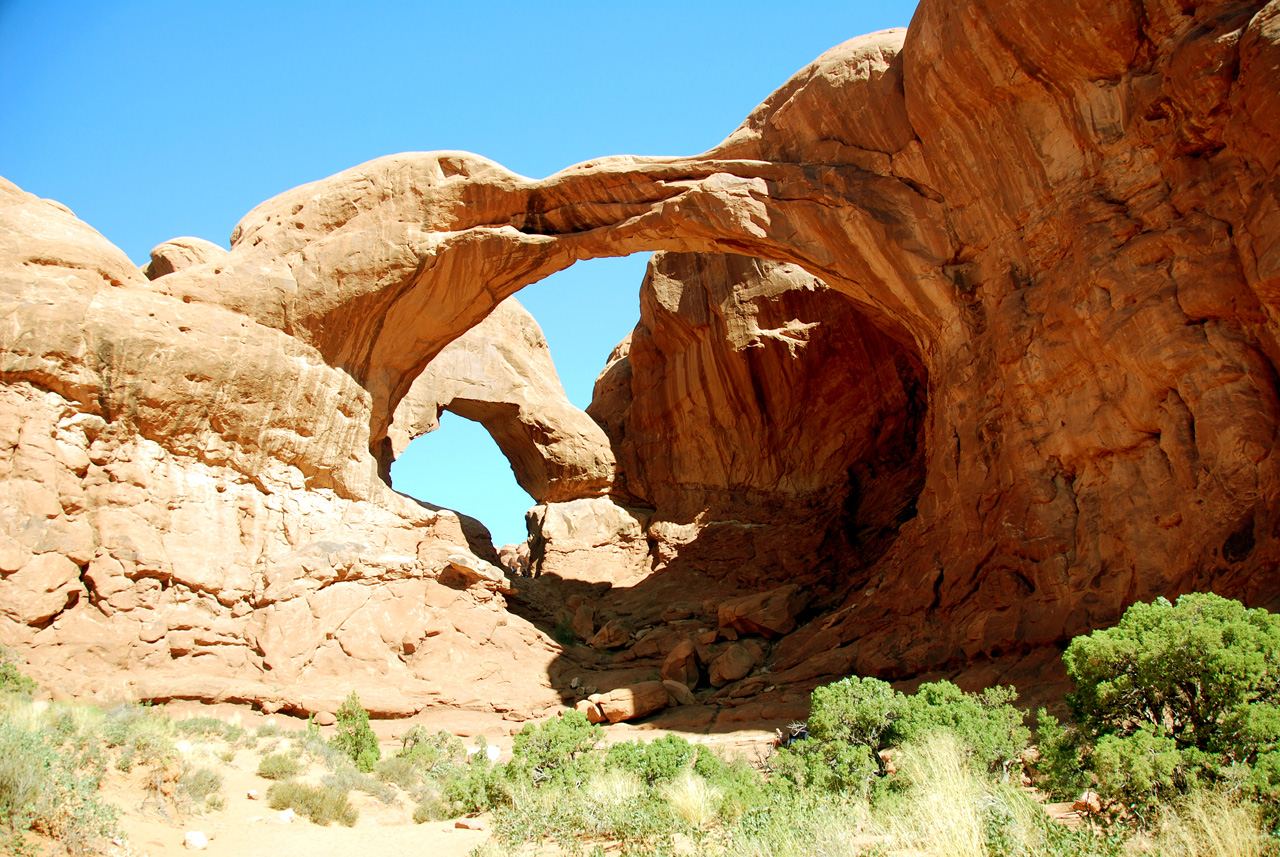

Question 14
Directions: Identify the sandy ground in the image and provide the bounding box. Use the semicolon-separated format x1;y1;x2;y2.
102;741;490;857
88;703;781;857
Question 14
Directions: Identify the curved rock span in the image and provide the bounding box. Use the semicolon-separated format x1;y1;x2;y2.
2;0;1280;718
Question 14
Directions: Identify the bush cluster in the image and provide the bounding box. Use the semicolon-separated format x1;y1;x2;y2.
1035;592;1280;825
771;675;1030;799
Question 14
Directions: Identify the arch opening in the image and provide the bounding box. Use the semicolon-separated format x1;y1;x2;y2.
390;410;533;549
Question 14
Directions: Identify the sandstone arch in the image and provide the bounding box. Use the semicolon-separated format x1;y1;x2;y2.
147;29;956;455
386;296;616;505
2;0;1280;715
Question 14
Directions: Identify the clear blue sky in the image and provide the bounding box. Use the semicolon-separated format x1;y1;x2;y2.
1;0;919;547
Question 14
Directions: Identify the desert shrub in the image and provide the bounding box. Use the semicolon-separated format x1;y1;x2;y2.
0;717;118;853
1032;709;1088;800
770;675;896;797
381;726;467;793
1041;593;1280;823
256;752;303;780
508;710;602;787
178;766;224;811
412;793;452;823
0;648;35;697
894;681;1031;778
438;743;511;816
376;755;421;791
808;675;902;748
398;726;466;770
772;673;1030;800
331;692;380;772
175;716;245;744
491;769;674;853
605;735;699;785
322;764;397;804
266;780;357;826
771;732;879;796
298;724;347;771
100;703;176;772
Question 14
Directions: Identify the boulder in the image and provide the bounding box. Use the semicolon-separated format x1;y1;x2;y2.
444;554;512;593
709;644;758;688
595;681;669;723
570;603;595;642
575;698;607;724
661;639;700;689
718;585;811;638
662;680;697;706
588;619;630;649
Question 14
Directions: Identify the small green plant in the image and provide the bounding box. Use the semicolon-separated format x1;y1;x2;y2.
175;716;245;743
331;692;380;773
178;766;224;811
256;752;303;780
0;648;36;696
100;703;176;772
256;721;285;738
322;765;396;804
412;793;451;823
398;726;466;770
265;781;357;826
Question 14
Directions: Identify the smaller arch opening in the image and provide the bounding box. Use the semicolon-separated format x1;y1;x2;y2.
390;411;533;549
384;254;651;554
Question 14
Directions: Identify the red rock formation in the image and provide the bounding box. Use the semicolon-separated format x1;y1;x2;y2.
591;252;926;586
387;296;616;504
2;0;1280;714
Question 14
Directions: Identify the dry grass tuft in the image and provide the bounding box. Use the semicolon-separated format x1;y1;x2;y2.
1154;788;1267;857
661;770;722;828
877;732;987;857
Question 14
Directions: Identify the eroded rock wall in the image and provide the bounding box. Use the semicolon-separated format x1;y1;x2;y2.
3;0;1280;713
0;179;561;717
590;252;926;587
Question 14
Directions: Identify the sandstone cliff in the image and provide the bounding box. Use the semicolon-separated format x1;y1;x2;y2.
2;0;1279;718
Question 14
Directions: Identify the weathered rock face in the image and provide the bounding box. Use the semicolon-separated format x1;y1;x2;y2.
591;252;927;586
3;0;1280;714
387;297;616;504
0;179;563;717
